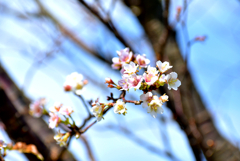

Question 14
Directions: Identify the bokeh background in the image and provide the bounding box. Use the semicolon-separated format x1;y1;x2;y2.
0;0;240;161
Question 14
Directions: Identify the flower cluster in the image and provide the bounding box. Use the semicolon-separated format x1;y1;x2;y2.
108;48;181;118
48;102;73;129
63;72;88;95
140;92;168;118
54;131;71;147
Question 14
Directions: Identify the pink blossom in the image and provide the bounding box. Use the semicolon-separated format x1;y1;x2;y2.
29;98;46;118
117;48;133;63
135;54;150;68
49;102;62;113
127;74;143;90
118;76;129;90
111;57;122;70
120;68;125;75
59;106;73;116
49;113;60;129
140;92;153;108
143;73;158;85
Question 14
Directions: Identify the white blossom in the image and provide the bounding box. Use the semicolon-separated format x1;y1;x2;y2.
114;99;127;115
147;96;163;118
91;103;103;121
160;94;168;103
64;72;85;95
156;61;172;73
147;65;158;75
166;72;181;90
123;62;138;75
111;57;122;69
159;74;167;84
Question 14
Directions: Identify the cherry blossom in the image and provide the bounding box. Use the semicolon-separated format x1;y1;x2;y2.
159;74;167;84
114;99;127;115
160;94;168;103
118;75;129;90
49;113;60;129
166;72;181;90
147;96;163;118
117;48;133;63
135;54;150;68
59;106;73;116
29;98;46;118
127;74;143;90
123;62;138;75
111;57;122;70
143;72;158;85
49;102;62;113
91;103;103;122
156;61;172;73
54;132;70;147
146;65;158;75
64;72;86;95
140;92;153;108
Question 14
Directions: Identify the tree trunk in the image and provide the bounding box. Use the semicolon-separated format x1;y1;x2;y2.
123;0;240;160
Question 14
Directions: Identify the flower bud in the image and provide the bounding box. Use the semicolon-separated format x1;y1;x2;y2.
83;80;88;85
105;78;114;84
108;84;115;88
64;85;72;91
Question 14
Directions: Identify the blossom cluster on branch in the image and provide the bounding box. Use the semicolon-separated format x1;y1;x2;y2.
105;48;181;118
28;47;181;149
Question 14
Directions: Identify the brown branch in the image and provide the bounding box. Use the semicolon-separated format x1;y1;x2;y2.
77;0;132;50
122;0;240;160
80;135;96;161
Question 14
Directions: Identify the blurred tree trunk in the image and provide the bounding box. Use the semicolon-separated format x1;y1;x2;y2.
124;0;240;161
0;66;76;161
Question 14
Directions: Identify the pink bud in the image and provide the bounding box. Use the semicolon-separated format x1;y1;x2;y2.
83;80;88;85
108;84;115;88
105;78;114;84
64;85;72;91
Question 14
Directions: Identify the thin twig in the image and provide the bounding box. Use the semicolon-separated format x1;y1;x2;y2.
78;95;91;116
77;0;133;51
80;135;96;161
